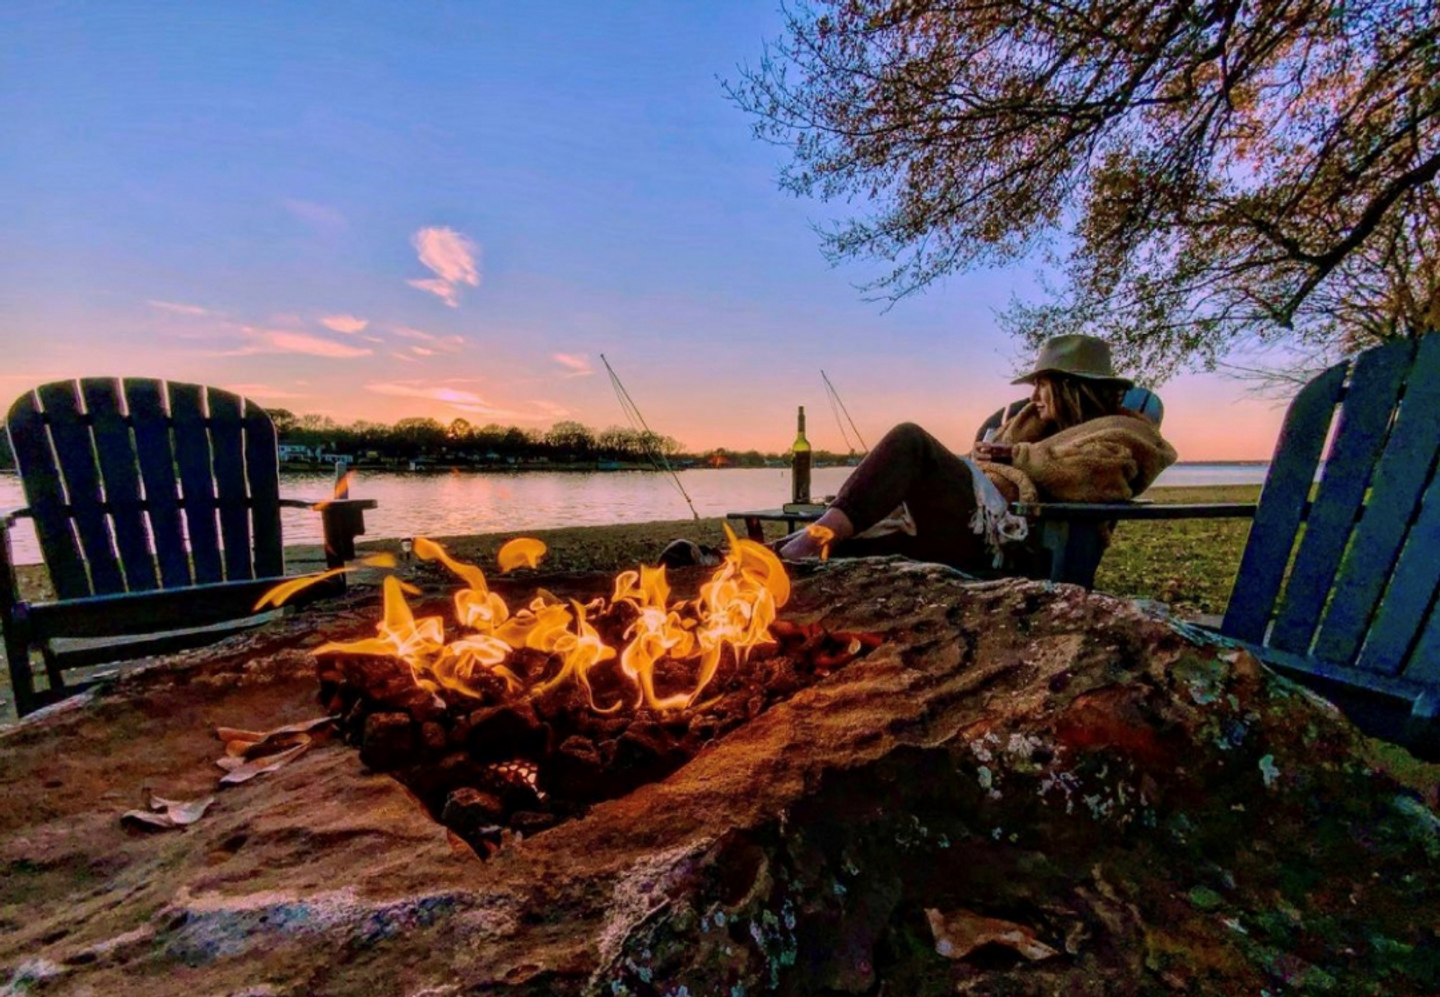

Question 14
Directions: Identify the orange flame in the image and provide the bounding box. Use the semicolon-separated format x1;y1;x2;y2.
497;537;547;573
805;524;835;561
312;526;792;714
253;553;398;611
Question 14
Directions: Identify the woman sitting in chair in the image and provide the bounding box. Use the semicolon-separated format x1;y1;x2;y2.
777;334;1177;570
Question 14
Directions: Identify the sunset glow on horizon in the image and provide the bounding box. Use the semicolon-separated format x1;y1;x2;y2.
2;2;1288;462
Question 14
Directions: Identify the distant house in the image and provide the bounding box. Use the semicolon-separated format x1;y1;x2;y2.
277;443;316;462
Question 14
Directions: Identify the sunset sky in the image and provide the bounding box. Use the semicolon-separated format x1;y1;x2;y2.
1;2;1289;461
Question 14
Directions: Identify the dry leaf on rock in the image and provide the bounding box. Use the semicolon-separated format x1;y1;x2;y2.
925;907;1059;962
215;726;267;744
217;716;334;759
121;794;215;831
218;738;311;786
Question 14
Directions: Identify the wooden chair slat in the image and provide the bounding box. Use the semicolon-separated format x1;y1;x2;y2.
4;377;376;717
5;389;91;598
1400;604;1440;688
125;379;192;588
38;381;127;595
83;379;159;592
169;383;224;584
243;400;284;578
1356;467;1440;676
1220;361;1348;643
206;388;254;580
1269;340;1413;653
1313;334;1440;666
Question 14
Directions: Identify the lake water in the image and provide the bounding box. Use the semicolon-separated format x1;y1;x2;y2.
0;462;1266;565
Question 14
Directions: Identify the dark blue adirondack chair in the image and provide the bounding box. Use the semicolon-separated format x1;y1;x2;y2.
1200;335;1440;755
1;378;377;717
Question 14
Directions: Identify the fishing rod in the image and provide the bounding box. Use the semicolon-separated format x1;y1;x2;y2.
600;354;700;521
821;370;868;456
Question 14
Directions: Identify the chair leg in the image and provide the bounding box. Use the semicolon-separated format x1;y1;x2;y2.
1404;690;1440;762
320;504;367;572
4;620;37;717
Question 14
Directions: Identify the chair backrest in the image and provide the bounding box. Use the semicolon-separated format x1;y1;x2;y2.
5;378;285;600
1221;335;1440;687
973;386;1164;441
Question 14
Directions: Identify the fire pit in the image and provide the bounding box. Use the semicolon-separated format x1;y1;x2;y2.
2;557;1438;997
307;533;880;853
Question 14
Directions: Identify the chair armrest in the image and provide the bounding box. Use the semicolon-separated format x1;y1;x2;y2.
277;498;378;511
308;499;379;569
1013;501;1258;522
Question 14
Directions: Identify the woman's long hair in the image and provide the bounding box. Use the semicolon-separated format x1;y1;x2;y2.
1046;374;1124;431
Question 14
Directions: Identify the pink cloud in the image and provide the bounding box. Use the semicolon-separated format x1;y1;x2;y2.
222;328;373;358
407;227;480;307
223;383;310;400
529;399;572;418
148;300;210;316
393;326;466;351
320;314;369;334
552;352;594;378
365;380;538;421
283;199;346;229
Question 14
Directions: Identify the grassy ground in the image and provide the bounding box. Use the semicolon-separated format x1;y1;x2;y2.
1094;484;1261;618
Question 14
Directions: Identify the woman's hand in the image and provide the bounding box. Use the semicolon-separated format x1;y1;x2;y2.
974;442;1014;464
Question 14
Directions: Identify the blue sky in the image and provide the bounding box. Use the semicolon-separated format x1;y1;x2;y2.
0;1;1283;459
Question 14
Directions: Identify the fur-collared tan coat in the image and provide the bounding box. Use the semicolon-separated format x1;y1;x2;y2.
974;403;1178;505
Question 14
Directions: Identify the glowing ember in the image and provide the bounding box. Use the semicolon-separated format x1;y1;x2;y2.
299;524;792;714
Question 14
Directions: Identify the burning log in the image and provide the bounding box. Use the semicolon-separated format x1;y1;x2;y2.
307;531;880;852
320;618;882;850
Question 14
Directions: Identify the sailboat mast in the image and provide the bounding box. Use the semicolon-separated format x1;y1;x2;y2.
821;370;868;455
600;354;700;521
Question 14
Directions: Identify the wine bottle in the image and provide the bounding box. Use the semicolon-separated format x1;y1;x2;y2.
791;405;812;504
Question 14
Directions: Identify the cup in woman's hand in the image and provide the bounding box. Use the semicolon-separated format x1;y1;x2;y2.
976;442;1014;463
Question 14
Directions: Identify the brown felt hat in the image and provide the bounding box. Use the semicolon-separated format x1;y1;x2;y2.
1010;334;1133;388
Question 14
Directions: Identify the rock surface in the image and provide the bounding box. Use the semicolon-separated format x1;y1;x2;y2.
2;558;1438;996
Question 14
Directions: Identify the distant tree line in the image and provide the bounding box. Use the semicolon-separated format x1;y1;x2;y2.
268;411;690;464
0;411;859;470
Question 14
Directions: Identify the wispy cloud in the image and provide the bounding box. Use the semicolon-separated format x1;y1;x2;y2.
552;352;594;378
221;328;373;359
407;227;480;307
529;399;572;418
320;314;369;334
366;380;539;420
224;383;310;400
283;199;346;230
149;300;210;316
411;346;435;356
390;352;419;363
393;326;466;351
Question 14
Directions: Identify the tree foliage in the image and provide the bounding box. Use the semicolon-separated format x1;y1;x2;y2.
729;0;1440;377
